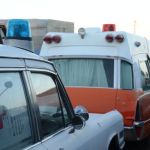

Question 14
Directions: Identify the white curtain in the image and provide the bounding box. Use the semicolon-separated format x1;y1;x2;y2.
53;59;111;87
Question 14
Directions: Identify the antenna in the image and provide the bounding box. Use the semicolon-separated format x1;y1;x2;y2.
134;20;136;34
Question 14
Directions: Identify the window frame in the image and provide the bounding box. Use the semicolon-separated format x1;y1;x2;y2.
139;55;150;91
27;69;74;140
50;57;115;88
0;69;37;150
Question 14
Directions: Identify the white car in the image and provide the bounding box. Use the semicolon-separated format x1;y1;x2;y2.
0;44;124;150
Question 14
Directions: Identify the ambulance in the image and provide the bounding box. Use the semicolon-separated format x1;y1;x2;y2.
40;24;150;141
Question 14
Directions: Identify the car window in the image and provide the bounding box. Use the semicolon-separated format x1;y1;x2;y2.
139;59;150;91
52;58;114;88
0;72;33;150
121;60;133;89
30;73;70;138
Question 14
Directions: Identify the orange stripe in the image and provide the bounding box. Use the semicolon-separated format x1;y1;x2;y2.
66;87;142;126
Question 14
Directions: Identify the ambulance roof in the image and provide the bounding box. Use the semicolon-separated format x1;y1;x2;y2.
40;29;150;61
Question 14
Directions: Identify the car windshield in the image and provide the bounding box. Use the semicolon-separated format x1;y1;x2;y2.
52;58;114;88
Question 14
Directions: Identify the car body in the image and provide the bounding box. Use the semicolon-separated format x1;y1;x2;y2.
0;44;124;150
40;26;150;141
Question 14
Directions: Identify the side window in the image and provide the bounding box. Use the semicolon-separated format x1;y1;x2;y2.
0;72;33;150
139;60;150;91
30;73;70;138
121;61;133;89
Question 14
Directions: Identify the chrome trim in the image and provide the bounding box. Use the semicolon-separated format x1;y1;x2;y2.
48;55;119;59
24;142;42;150
47;55;133;64
134;118;150;127
26;68;57;75
65;86;116;89
0;68;26;71
134;121;144;127
114;59;118;89
41;126;72;142
125;118;150;129
124;126;134;130
137;91;150;100
119;140;125;150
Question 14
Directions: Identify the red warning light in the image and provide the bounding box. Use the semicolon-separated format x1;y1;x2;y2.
43;35;52;44
43;35;61;44
102;24;116;32
52;35;61;43
115;34;124;43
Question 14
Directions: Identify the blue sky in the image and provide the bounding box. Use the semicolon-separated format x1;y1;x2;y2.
1;0;150;37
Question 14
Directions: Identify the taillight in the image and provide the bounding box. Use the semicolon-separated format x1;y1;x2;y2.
115;34;124;43
105;34;114;42
43;35;61;44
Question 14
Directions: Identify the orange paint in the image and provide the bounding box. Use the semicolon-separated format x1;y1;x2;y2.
66;87;142;127
66;87;117;113
116;89;142;126
66;87;150;140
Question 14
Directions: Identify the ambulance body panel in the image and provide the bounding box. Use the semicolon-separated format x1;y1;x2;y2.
40;27;150;141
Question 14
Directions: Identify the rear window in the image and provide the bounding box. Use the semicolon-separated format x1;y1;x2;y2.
52;58;114;88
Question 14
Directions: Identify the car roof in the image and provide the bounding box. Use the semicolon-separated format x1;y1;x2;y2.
0;44;43;60
0;44;55;72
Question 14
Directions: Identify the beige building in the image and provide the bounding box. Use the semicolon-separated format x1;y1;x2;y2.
0;19;74;52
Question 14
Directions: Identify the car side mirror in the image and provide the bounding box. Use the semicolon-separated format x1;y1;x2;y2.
74;105;89;121
72;115;85;130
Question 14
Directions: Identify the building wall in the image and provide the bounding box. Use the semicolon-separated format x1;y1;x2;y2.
30;19;74;52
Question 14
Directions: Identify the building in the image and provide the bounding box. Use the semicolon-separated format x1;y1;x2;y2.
0;19;74;52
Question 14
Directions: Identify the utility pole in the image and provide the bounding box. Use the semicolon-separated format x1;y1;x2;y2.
134;20;136;34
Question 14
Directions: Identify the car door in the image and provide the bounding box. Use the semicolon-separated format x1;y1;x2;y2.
29;71;105;150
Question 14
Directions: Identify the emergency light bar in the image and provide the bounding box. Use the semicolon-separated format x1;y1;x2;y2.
6;19;31;40
5;19;33;51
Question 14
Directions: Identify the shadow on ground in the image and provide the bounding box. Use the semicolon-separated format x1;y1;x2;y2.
123;139;150;150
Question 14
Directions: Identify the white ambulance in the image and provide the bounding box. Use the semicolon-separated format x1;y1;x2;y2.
40;24;150;142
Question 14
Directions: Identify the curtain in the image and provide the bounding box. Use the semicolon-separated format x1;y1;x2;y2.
53;58;114;88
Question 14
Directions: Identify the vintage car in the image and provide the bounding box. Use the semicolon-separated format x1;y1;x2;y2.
0;44;124;150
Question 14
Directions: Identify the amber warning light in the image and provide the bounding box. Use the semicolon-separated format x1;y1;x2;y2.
102;24;116;32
